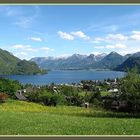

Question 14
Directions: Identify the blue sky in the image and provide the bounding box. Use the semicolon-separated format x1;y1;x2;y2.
1;5;140;60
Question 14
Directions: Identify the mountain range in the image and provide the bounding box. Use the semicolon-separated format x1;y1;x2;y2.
30;53;107;70
0;48;47;75
1;47;140;75
31;51;140;71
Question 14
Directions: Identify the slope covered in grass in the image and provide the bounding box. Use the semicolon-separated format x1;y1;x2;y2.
0;100;140;135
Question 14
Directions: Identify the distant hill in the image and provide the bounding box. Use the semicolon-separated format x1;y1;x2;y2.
32;51;140;71
0;48;47;75
31;52;126;70
30;53;107;70
96;52;126;69
4;47;140;74
12;60;47;75
114;57;140;72
0;49;20;75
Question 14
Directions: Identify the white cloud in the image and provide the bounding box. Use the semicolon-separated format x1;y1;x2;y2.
14;52;29;60
15;52;28;56
71;31;90;40
132;31;140;34
95;37;104;41
91;51;102;55
106;44;127;49
91;37;105;44
117;47;140;56
130;34;140;40
3;43;55;60
91;34;128;44
93;43;127;50
58;30;90;41
106;45;115;49
13;44;29;49
20;52;28;56
12;45;54;54
130;31;140;40
55;54;71;59
106;34;128;41
94;45;105;49
58;31;74;40
40;47;54;52
28;37;42;42
12;44;37;52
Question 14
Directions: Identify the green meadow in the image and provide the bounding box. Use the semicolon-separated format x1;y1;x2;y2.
0;99;140;135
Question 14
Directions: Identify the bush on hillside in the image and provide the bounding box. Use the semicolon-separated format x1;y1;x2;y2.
0;78;21;98
0;93;8;103
26;88;65;106
89;89;102;107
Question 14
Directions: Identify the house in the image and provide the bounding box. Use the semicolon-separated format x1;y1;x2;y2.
105;81;111;85
108;88;118;93
53;86;59;93
15;89;27;100
81;102;90;108
111;100;119;110
84;102;89;108
111;100;128;111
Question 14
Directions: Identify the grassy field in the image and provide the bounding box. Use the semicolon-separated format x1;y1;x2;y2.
0;99;140;135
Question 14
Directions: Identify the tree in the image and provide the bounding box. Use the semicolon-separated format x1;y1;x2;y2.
89;88;102;107
119;67;140;112
0;78;21;98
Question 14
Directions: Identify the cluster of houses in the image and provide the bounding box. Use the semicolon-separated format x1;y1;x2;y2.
15;78;127;110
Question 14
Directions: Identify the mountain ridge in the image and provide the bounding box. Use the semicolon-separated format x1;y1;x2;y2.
0;48;47;75
114;56;140;72
1;47;140;74
31;51;140;71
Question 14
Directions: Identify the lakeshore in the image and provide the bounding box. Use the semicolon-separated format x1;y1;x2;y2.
0;70;125;85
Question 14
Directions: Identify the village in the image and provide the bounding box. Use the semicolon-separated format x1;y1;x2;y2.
15;78;127;111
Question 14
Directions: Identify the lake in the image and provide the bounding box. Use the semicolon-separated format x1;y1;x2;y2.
1;70;126;85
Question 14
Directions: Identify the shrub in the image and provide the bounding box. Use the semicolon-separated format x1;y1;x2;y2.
103;98;114;110
60;86;79;96
39;92;52;105
65;95;84;106
89;90;102;107
39;92;65;106
0;93;8;103
0;78;21;98
50;94;65;106
27;91;40;102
